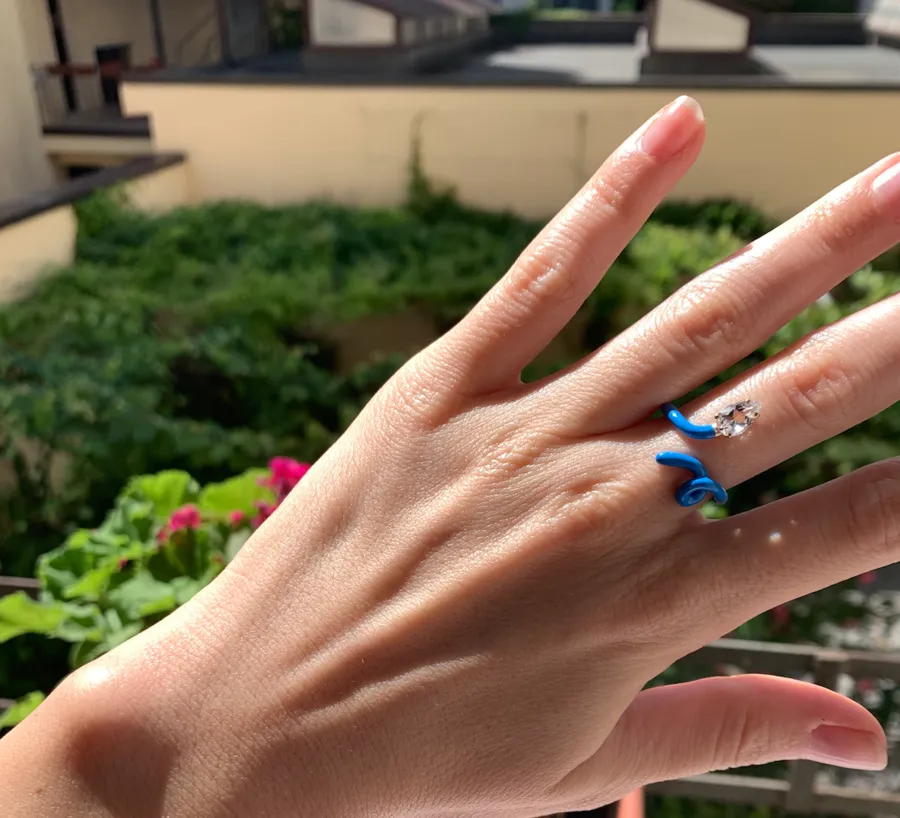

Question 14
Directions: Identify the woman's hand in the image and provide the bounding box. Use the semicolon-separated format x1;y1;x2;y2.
6;96;900;818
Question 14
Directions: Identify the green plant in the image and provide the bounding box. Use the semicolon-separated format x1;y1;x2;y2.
269;1;305;51
0;456;310;727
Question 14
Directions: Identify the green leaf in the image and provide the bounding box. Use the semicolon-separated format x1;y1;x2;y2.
170;560;223;606
0;594;64;642
224;529;251;563
124;471;198;518
107;573;176;621
104;621;143;651
169;576;205;606
0;692;46;728
197;469;273;518
63;563;119;601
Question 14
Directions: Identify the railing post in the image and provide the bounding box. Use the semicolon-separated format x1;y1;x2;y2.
784;649;846;814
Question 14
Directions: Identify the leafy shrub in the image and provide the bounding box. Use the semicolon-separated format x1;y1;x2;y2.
0;456;310;727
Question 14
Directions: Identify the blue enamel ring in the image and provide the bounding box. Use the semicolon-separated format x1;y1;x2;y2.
656;399;761;507
662;400;760;440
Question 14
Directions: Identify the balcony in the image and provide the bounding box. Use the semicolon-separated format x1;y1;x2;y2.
33;62;152;139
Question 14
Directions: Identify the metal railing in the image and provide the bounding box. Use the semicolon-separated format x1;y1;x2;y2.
1;573;898;814
647;639;900;815
31;62;159;128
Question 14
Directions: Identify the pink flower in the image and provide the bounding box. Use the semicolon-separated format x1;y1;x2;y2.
157;504;202;544
858;571;876;586
252;501;277;529
229;510;246;526
857;678;876;695
265;457;311;500
772;604;791;628
169;504;202;532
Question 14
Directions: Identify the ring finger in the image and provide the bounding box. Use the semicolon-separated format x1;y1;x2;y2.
656;290;900;493
553;154;900;436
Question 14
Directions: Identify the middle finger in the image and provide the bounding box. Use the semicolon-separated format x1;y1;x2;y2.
654;290;900;494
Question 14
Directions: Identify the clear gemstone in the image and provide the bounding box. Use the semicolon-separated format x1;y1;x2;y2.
714;400;761;437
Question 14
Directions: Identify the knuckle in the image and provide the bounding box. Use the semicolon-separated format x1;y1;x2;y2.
778;354;862;433
845;459;900;564
711;706;771;770
658;281;748;362
508;243;581;310
585;171;632;220
806;202;870;259
477;426;549;482
381;361;448;430
730;711;772;768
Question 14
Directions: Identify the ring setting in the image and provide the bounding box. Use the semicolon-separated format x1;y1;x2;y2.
713;400;761;438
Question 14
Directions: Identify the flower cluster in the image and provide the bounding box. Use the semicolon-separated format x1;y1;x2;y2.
249;457;311;529
157;504;202;543
156;458;312;542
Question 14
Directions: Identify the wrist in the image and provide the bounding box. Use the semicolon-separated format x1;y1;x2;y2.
52;583;375;818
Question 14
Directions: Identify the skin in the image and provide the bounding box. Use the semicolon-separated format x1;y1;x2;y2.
3;95;900;817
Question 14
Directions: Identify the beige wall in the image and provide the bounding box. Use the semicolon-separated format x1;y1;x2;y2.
0;1;56;205
43;133;154;161
123;161;193;212
122;82;900;221
653;0;749;52
58;0;157;65
310;0;396;46
56;0;155;110
50;0;222;110
0;162;190;305
14;0;66;124
0;207;77;304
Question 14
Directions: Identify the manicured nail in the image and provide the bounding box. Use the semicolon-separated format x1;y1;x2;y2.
638;96;704;160
872;162;900;208
804;725;887;771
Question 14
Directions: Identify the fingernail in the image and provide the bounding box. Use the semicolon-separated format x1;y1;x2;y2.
804;725;887;771
638;96;704;160
872;161;900;208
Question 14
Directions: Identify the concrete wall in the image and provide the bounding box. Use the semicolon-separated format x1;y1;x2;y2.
122;81;900;221
653;0;749;52
0;1;56;205
55;0;221;73
0;158;189;303
0;207;77;304
14;0;67;124
310;0;397;47
58;0;158;65
123;160;192;212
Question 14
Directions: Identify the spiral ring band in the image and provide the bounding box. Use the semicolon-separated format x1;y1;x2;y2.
656;399;760;507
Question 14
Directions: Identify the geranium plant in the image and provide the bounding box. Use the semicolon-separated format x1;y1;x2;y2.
0;457;310;726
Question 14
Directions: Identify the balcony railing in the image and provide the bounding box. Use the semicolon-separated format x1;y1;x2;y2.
1;573;898;814
31;62;156;137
